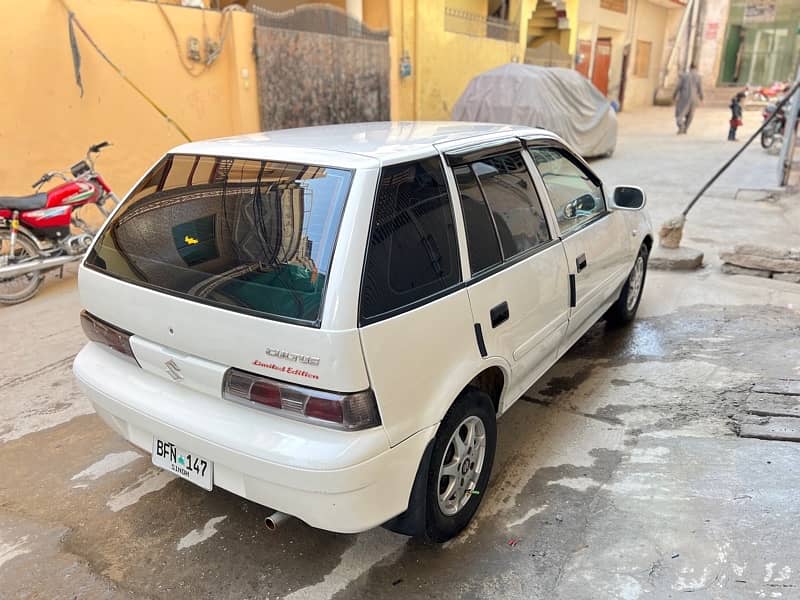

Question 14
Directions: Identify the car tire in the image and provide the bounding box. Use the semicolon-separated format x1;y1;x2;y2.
606;243;648;327
422;388;497;543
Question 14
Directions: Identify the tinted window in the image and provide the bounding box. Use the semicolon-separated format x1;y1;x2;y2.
453;165;502;275
86;155;351;324
360;158;460;322
529;147;605;235
472;152;551;258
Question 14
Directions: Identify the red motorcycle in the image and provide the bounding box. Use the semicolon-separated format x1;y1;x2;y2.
749;82;790;103
0;142;117;304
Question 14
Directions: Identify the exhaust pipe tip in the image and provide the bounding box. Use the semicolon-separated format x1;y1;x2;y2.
265;511;291;531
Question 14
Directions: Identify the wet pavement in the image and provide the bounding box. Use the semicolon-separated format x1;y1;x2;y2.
2;106;800;600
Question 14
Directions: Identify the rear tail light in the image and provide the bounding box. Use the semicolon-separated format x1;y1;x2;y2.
222;368;381;431
80;310;137;362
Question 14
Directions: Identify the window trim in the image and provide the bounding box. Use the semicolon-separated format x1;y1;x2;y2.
445;140;523;167
357;156;463;328
523;139;610;239
84;153;355;329
465;238;562;287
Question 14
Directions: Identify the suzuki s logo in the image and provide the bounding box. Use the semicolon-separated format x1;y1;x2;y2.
164;359;183;381
265;347;320;366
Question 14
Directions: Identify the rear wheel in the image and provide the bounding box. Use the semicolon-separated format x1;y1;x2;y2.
423;388;497;542
0;230;44;305
606;243;648;327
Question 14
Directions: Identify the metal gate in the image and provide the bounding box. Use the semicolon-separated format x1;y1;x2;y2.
252;4;390;131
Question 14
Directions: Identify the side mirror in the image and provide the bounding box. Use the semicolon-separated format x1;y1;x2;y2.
575;193;597;212
612;186;646;210
563;194;597;219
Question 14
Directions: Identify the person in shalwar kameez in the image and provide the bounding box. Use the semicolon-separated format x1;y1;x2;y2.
673;64;704;134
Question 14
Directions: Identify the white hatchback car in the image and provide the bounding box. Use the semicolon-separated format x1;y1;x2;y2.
74;122;652;542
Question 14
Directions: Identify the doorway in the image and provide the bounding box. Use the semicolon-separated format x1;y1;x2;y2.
720;25;743;83
592;38;612;95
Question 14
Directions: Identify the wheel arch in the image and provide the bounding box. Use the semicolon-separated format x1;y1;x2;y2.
465;364;507;415
425;357;511;428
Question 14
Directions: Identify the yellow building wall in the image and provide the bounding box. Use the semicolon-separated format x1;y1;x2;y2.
0;0;260;197
389;0;523;121
565;0;579;53
623;0;669;108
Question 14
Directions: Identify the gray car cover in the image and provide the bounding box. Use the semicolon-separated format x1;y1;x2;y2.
452;63;617;158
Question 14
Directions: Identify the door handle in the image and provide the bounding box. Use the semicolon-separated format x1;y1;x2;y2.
490;301;509;328
576;253;588;273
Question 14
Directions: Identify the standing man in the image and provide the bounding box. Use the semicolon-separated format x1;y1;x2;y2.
673;64;704;134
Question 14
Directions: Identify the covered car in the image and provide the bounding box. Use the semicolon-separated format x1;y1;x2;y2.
452;63;617;158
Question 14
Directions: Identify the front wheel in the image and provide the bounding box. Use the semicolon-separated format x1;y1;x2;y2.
606;243;648;327
761;123;776;149
423;388;497;542
0;230;44;305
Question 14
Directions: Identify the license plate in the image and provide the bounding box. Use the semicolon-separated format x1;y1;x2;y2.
152;437;213;491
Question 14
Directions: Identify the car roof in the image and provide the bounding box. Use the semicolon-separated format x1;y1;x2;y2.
170;121;555;168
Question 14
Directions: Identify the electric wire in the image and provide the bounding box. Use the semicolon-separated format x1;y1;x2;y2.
57;0;193;142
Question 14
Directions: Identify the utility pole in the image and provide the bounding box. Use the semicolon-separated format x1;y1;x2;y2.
660;0;692;87
685;0;701;69
778;65;800;186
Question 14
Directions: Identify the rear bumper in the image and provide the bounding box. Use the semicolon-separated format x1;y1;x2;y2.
73;343;436;533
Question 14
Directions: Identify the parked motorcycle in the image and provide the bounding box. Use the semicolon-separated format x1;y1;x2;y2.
0;142;117;304
760;102;786;149
749;81;789;103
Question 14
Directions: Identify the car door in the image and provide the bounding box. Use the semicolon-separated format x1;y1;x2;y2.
445;142;571;406
526;143;630;347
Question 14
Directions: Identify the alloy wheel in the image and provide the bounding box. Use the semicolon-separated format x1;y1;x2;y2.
626;255;645;312
437;415;487;516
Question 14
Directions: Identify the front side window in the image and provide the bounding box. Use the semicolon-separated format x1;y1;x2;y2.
471;152;551;258
360;157;461;322
528;147;606;235
86;155;351;325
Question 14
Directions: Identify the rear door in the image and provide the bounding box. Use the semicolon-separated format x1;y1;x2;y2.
526;143;630;345
446;142;571;404
356;156;478;445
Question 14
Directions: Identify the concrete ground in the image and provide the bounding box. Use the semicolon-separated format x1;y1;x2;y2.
2;105;800;600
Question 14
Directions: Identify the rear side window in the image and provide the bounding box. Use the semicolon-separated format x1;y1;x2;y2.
360;157;461;322
453;165;502;274
472;152;551;258
85;154;351;325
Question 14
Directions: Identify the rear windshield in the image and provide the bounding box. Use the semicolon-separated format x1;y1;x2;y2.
86;154;352;325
